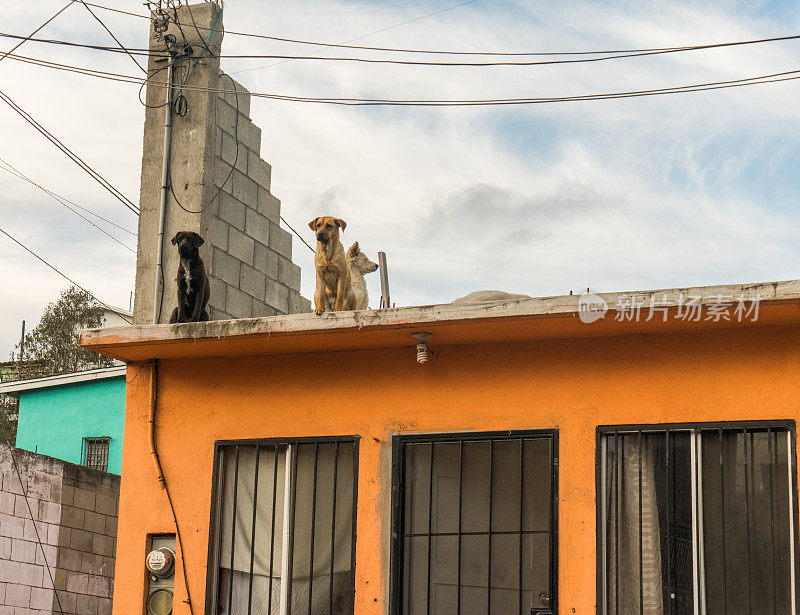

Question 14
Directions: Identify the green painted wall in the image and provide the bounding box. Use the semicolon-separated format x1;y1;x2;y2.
15;376;125;474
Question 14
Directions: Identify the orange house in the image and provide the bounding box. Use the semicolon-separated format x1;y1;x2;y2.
82;279;800;615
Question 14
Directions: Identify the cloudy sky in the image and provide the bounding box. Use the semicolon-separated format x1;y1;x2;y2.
1;0;799;355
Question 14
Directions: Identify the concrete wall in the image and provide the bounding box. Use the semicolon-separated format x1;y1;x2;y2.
207;78;308;318
0;446;119;614
133;2;310;324
15;378;126;475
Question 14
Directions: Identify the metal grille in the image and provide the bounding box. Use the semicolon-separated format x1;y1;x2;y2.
82;437;110;472
209;438;358;615
392;431;558;615
598;423;798;615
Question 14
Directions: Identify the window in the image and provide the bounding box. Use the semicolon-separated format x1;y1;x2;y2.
598;423;798;614
209;438;358;614
82;437;110;472
392;431;558;615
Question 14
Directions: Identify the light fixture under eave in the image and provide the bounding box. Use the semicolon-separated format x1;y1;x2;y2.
412;332;431;364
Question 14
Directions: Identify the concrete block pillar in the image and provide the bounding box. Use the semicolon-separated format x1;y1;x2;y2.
133;2;311;324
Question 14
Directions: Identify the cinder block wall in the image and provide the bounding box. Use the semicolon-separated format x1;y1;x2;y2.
133;2;310;323
0;446;119;614
208;79;308;318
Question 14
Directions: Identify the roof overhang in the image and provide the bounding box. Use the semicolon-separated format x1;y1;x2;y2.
79;279;800;363
0;366;127;395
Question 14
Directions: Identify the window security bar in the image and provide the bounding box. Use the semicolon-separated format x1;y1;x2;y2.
598;423;798;615
82;436;110;472
209;438;358;615
393;431;558;615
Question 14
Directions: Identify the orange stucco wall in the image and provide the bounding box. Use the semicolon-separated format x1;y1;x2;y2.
114;322;800;614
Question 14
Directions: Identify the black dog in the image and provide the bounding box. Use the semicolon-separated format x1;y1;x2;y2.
168;231;210;323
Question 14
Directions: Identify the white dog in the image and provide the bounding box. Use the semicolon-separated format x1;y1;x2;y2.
322;242;378;311
347;242;379;310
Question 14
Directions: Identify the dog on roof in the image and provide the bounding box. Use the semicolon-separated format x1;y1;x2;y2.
309;216;350;315
343;242;378;310
168;231;210;323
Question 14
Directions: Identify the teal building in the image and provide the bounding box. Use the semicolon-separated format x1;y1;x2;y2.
0;366;126;474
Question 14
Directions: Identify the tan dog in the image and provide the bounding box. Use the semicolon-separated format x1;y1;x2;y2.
309;216;350;314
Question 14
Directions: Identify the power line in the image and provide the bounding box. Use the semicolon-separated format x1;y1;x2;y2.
79;0;800;58
4;50;145;83
0;160;136;235
0;4;139;217
0;88;140;214
5;31;800;68
0;158;137;252
233;0;478;74
0;0;74;65
7;48;800;105
208;38;800;67
0;225;133;324
6;49;799;106
159;67;800;105
151;13;314;255
279;216;314;253
0;32;151;54
0;9;92;614
75;0;147;74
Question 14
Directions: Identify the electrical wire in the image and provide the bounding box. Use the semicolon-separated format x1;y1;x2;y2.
232;0;478;74
0;158;137;235
0;89;139;213
3;51;145;87
183;0;218;57
0;32;145;53
5;31;800;68
152;12;315;255
208;41;800;66
0;225;133;324
280;215;314;253
0;0;74;65
169;73;238;214
78;0;800;58
75;0;147;74
0;159;137;252
164;8;234;215
147;359;195;615
0;14;79;596
8;49;799;106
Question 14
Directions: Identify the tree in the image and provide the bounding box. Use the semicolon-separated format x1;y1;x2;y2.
0;394;17;444
13;286;113;376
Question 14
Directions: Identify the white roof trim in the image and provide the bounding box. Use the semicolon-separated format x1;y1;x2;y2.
0;365;127;394
99;303;133;317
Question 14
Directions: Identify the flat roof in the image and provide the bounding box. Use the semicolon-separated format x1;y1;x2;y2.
80;279;800;363
0;366;127;394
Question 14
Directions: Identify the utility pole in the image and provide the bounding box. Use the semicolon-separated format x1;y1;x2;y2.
378;252;391;309
18;320;25;362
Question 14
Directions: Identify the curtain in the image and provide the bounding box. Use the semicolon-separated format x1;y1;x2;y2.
606;434;664;615
217;443;355;614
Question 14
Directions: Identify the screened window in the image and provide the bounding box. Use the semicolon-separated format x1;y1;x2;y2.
393;431;557;615
210;439;358;615
599;424;798;614
82;437;110;472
